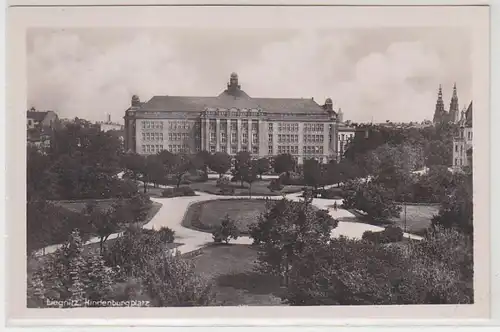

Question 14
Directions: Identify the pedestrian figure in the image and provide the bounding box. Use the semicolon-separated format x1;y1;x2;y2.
333;201;338;211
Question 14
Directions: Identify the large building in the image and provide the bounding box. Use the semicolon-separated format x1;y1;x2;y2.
124;73;349;163
26;108;60;151
452;101;473;170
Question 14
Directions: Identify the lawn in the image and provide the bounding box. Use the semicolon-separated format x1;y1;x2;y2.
182;199;270;234
189;179;303;196
390;204;440;233
344;204;440;234
190;244;285;306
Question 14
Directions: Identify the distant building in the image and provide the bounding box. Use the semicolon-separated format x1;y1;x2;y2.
432;83;461;125
27;108;59;129
124;72;351;164
26;108;59;151
452;101;473;170
97;114;124;132
336;120;356;159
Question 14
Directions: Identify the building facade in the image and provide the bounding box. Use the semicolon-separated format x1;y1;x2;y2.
124;73;347;163
26;108;60;151
97;114;124;132
452;101;473;170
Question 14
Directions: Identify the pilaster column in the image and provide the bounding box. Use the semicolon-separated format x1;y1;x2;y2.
226;120;231;153
298;122;304;164
205;118;210;150
258;119;265;158
200;118;205;151
237;118;242;152
323;122;330;163
216;119;221;152
248;119;253;155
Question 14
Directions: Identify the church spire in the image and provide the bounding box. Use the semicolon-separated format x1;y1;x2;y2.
449;82;459;123
433;84;446;124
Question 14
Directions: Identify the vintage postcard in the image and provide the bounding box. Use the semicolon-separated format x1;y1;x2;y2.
5;2;491;326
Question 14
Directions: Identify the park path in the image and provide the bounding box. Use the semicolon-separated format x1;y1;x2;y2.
36;186;422;256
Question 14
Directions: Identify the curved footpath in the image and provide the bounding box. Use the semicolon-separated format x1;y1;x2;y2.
37;189;422;256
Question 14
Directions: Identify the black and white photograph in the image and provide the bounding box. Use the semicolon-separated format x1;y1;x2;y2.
4;3;491;324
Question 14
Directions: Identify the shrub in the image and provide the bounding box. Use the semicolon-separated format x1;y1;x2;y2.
317;187;343;199
268;179;284;192
362;225;404;244
212;214;240;244
185;170;208;183
279;171;304;186
216;176;235;195
161;186;196;198
157;227;175;243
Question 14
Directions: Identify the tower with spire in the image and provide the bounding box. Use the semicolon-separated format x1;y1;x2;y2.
432;84;447;124
448;83;459;123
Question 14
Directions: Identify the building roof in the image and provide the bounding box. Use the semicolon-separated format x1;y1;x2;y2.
465;101;472;127
27;111;49;122
140;94;327;114
138;72;329;114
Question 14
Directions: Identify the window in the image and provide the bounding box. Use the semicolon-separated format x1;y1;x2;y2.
268;123;274;132
221;145;227;153
252;122;259;131
455;144;458;152
242;133;248;144
268;134;273;143
252;146;259;154
231;132;237;143
221;132;227;143
242;145;248;152
252;132;258;144
455;158;458;166
268;145;273;155
142;145;146;153
210;132;216;143
142;133;146;141
468;131;472;140
210;145;216;153
231;145;237;154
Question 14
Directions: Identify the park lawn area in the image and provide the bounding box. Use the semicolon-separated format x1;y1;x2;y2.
190;244;285;306
389;204;440;233
183;199;270;234
189;179;303;196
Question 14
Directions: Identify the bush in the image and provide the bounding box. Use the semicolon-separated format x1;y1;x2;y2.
185;170;208;183
161;186;196;198
279;171;304;186
362;225;404;244
316;187;343;199
212;214;240;244
216;176;235;195
157;227;175;243
268;179;284;192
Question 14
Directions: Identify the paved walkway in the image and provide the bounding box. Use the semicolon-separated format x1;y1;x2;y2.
36;188;422;256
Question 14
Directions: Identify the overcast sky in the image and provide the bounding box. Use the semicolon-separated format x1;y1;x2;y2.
27;27;472;124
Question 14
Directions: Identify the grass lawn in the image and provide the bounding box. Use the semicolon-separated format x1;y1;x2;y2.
344;204;440;234
189;179;303;196
390;204;440;233
190;244;285;306
183;199;270;234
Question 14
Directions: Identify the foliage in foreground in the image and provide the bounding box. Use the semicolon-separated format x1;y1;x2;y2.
28;227;215;307
284;227;473;305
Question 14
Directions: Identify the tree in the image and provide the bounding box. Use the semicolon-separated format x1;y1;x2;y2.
144;155;165;189
157;227;175;243
432;172;473;234
341;180;402;222
85;202;122;254
302;158;324;189
249;198;338;286
142;251;215;306
255;158;270;180
425;139;452;167
232;151;252;188
158;152;192;188
273;153;296;175
192;150;211;176
212;215;240;244
27;230;116;307
207;152;232;178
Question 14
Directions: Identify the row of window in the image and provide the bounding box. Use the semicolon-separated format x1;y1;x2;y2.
278;134;299;144
277;122;299;132
209;132;259;144
142;144;164;154
209;145;259;154
303;134;324;143
208;119;259;131
277;145;299;155
169;120;193;130
169;132;191;141
303;146;324;155
304;123;325;132
141;121;164;130
142;132;164;141
338;133;355;141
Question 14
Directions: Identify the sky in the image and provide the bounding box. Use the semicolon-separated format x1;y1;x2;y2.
27;27;472;124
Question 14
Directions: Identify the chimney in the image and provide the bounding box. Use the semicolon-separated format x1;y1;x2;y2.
107;113;111;123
